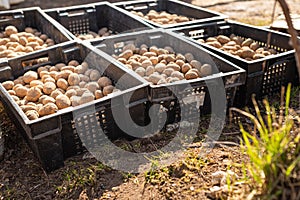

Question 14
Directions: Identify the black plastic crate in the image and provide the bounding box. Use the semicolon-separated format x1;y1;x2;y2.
172;20;299;106
45;2;153;40
0;41;149;172
0;7;72;59
113;0;227;28
91;29;246;126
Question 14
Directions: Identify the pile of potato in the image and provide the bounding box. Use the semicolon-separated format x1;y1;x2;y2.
130;10;191;25
0;25;55;59
76;27;113;40
114;44;213;85
197;34;278;61
1;60;119;120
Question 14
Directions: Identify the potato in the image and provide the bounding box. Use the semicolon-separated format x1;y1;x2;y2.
8;90;16;96
50;89;63;99
164;54;176;63
56;94;71;109
41;96;56;105
68;73;80;86
181;63;192;74
250;42;260;51
141;60;153;68
154;63;166;73
150;57;159;65
89;69;101;81
145;66;155;76
55;70;72;80
20;104;37;113
162;68;174;76
184;53;194;63
38;103;58;117
157;79;167;85
143;52;157;58
200;64;213;76
167;63;180;71
206;41;222;48
122;43;136;52
25;110;39;120
241;47;255;59
44;77;56;84
15;86;28;98
148;74;162;85
67;86;80;91
135;67;146;77
97;77;112;89
79;81;87;88
57;78;68;91
185;70;199;80
217;35;230;44
55;63;66;70
23;71;38;83
2;80;14;90
76;88;89;96
79;92;95;105
68;60;80;67
70;96;80;107
43;82;56;95
103;85;115;96
167;77;180;83
190;60;202;71
85;82;99;93
61;66;75;72
242;38;253;47
253;54;265;59
171;71;184;80
119;50;133;60
25;27;34;34
95;90;104;99
65;89;77;98
26;87;42;102
79;74;90;82
5;26;18;36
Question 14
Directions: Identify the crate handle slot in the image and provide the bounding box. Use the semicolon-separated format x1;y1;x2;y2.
218;25;231;31
59;8;95;17
189;29;205;38
0;65;12;81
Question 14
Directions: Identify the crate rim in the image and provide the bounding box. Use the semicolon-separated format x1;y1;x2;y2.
0;40;150;126
113;0;228;28
171;20;297;64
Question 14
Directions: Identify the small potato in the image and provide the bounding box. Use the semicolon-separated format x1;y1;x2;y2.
241;47;255;59
135;67;146;77
85;82;99;93
25;110;39;120
164;46;174;53
68;60;80;67
145;66;155;76
217;35;230;44
40;34;48;41
89;69;101;81
190;60;202;71
143;51;157;58
184;53;194;63
157;79;167;85
13;77;25;85
68;73;80;86
56;94;71;109
154;63;166;73
171;71;184;80
38;103;58;117
9;34;19;43
200;64;213;76
50;89;63;99
122;43;136;52
206;41;222;48
253;53;265;59
55;63;66;70
41;96;56;105
25;27;34;34
15;86;28;98
55;70;72;80
141;60;153;69
175;59;185;67
67;86;80;91
65;89;77;98
61;66;75;72
79;81;87;88
26;87;42;102
181;63;192;74
95;90;104;99
150;56;159;65
8;90;16;96
20;104;37;113
70;96;80;107
79;92;95;105
76;88;89;96
97;77;112;88
103;85;115;96
148;74;162;85
2;81;14;90
164;54;176;63
167;77;180;83
250;42;260;51
5;26;18;36
23;71;38;83
162;68;174;76
43;82;56;95
185;70;199;80
57;78;69;91
79;74;90;82
242;38;253;47
119;50;133;60
139;48;148;55
167;63;180;71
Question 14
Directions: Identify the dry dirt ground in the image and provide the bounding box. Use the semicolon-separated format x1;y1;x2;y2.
0;0;300;200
